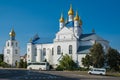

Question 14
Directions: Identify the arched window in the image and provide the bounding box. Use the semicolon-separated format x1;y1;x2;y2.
16;42;17;47
7;49;10;54
43;48;46;56
11;42;13;46
15;60;17;66
15;49;18;54
69;45;72;54
57;46;61;54
7;42;9;47
52;48;54;55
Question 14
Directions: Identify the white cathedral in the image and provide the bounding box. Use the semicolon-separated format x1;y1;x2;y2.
27;5;109;68
4;29;20;66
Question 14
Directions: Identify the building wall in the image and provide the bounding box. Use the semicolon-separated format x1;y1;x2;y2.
27;43;53;64
27;36;109;68
77;54;86;67
53;40;77;66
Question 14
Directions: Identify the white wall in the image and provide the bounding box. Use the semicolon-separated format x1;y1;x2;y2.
53;40;77;65
77;54;86;67
27;43;54;64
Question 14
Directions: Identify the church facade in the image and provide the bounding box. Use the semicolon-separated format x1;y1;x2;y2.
4;29;20;66
27;5;109;68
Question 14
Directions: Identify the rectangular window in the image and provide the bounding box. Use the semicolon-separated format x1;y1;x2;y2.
7;49;10;54
57;46;61;55
16;42;17;47
69;45;72;54
34;48;37;56
15;50;17;54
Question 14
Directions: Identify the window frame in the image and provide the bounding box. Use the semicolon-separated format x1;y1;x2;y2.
34;48;37;56
43;48;46;56
57;46;61;55
69;45;72;54
52;48;54;55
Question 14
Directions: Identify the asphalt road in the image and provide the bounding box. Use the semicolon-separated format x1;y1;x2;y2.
0;68;120;80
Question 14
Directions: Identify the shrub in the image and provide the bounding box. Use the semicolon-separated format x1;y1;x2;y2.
0;62;11;68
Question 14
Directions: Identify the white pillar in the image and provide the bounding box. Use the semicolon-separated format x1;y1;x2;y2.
74;21;79;27
59;22;64;30
68;15;73;22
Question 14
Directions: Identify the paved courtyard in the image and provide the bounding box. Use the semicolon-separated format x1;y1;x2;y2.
0;69;120;80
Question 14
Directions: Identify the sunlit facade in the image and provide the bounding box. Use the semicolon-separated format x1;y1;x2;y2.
27;5;109;68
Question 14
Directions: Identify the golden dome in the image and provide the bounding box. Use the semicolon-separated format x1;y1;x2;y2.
59;13;64;22
74;11;79;21
9;29;15;37
68;4;74;15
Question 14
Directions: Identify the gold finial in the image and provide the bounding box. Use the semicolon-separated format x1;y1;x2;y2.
79;17;82;26
74;11;79;21
92;29;95;33
59;13;64;22
29;38;33;43
68;4;74;15
65;17;68;23
9;28;15;37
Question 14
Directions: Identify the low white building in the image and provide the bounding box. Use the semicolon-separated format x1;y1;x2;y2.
4;29;20;67
27;5;109;68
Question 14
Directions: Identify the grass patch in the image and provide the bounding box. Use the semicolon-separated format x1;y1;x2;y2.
106;72;120;77
63;71;89;75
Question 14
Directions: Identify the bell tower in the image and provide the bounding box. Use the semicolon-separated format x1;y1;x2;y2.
4;28;20;67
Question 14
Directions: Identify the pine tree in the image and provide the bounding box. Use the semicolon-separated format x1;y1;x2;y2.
106;48;120;71
89;43;105;68
82;54;92;69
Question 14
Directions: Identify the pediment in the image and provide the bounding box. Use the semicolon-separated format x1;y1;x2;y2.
57;27;73;35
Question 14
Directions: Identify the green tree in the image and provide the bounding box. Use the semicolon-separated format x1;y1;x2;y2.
19;59;27;68
89;43;105;68
0;54;3;63
23;61;27;68
57;54;77;70
106;48;120;71
82;54;92;69
19;59;24;68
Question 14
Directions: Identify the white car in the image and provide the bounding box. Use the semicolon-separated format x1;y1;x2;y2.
88;68;106;75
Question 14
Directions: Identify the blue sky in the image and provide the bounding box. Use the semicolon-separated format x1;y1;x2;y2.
0;0;120;55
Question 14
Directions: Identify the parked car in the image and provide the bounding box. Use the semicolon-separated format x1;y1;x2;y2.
88;68;106;75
